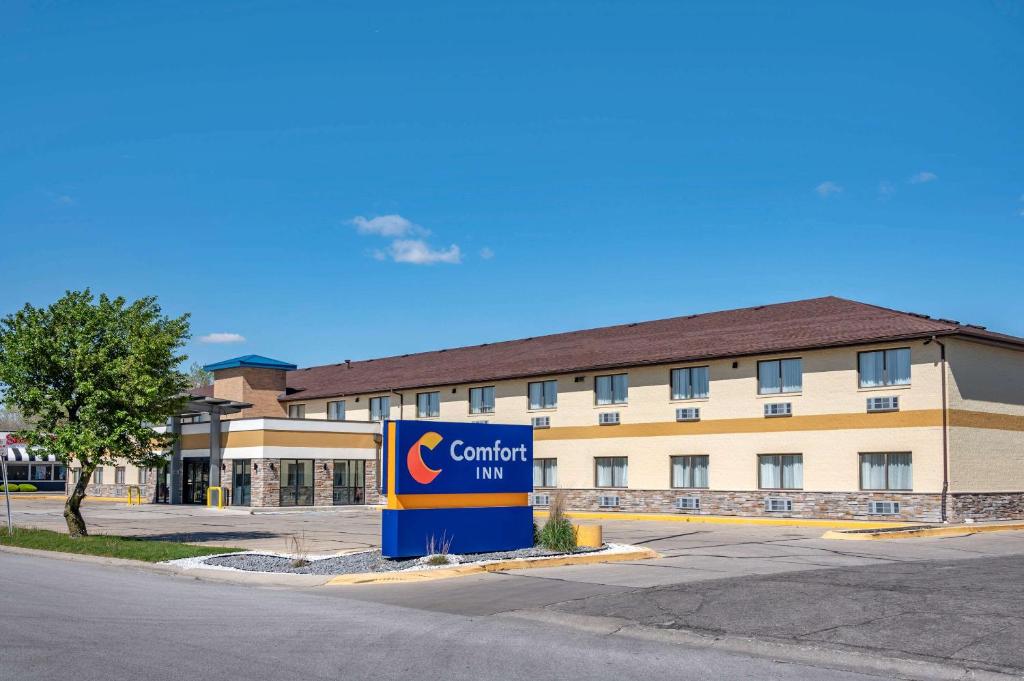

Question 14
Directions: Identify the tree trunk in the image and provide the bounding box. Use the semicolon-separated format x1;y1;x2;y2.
64;466;93;537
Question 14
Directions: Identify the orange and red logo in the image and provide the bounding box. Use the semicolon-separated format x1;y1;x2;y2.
406;431;443;485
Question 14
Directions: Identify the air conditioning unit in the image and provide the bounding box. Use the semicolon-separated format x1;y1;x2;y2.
531;416;551;429
868;500;900;515
764;402;793;418
866;396;900;413
675;496;700;511
474;420;490;424
532;494;551;507
765;497;793;512
598;495;620;508
675;407;701;422
598;412;620;425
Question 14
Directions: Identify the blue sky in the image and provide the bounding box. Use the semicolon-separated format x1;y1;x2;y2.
2;1;1022;369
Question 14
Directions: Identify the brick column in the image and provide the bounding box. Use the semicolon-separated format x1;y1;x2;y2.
251;459;281;507
314;459;334;506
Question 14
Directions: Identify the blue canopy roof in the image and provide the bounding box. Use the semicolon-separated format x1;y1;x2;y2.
203;355;297;372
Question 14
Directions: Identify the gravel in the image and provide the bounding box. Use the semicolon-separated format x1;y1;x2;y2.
202;546;601;575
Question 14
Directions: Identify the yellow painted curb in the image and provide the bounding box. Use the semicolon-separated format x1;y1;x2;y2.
535;510;908;530
822;521;1024;541
326;547;658;586
4;495;141;503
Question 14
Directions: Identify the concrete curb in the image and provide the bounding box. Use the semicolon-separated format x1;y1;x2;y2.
536;509;909;530
822;521;1024;541
502;609;1022;681
326;547;660;586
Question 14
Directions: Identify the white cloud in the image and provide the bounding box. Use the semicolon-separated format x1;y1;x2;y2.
909;171;937;184
55;195;74;205
479;246;495;260
878;181;896;197
385;239;462;265
199;332;246;344
349;214;427;237
815;181;843;198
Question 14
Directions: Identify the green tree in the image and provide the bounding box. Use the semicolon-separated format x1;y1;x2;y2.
186;361;212;390
0;291;190;536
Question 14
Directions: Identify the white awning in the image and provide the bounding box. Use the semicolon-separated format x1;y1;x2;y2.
2;447;58;462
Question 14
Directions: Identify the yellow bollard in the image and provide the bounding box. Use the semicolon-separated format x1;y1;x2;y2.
206;486;225;509
126;486;142;506
574;524;603;548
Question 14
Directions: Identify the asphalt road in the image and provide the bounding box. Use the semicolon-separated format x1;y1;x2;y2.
0;551;885;681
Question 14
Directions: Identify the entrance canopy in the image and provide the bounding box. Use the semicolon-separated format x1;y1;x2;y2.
2;447;57;462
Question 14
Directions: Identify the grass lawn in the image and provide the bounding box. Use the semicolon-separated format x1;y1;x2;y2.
0;527;241;562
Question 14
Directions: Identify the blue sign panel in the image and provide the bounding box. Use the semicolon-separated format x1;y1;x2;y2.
380;420;534;558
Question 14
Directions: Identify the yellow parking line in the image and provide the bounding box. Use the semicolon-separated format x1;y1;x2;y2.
535;510;908;530
823;522;1024;540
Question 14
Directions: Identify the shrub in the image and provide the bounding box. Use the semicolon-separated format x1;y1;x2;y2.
0;484;15;493
17;484;37;493
538;493;577;553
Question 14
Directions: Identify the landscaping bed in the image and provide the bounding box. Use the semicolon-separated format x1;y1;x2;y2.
176;545;610;575
0;527;243;562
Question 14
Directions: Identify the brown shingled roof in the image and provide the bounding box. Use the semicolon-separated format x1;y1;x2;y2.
279;296;1024;401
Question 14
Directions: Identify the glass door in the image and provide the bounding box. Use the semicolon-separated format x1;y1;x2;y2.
333;460;366;505
183;459;210;504
280;459;313;506
232;460;251;506
155;461;169;503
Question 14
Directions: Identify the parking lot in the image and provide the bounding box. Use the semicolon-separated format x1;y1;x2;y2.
6;496;1024;675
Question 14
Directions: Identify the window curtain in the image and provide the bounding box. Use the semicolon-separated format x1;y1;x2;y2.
529;382;544;409
781;455;802;488
887;348;911;385
781;359;802;393
612;374;628;402
533;461;544;488
596;458;612;486
671;369;688;399
692;456;709;487
470;389;482;413
613;458;628;486
596;376;612;405
758;361;781;394
482;386;495;411
888;453;912;489
759;456;780;488
860;352;885;387
692;367;709;398
860;453;887;489
543;381;557;408
672;457;688;487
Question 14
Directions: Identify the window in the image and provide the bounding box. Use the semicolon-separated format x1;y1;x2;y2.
416;391;440;418
758;359;802;394
30;464;51;481
533;458;557;487
333;460;366;505
671;455;709;488
859;348;911;388
70;468;80;484
469;386;495;414
671;366;709;400
327;400;346;421
115;467;125;485
93;468;104;485
758;454;803;489
595;373;628;405
369;396;390;422
528;380;558;410
54;465;66;481
288;404;306;419
860;453;912;490
595;456;628;487
7;465;27;481
139;467;149;485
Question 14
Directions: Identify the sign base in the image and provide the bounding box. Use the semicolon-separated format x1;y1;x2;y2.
382;506;534;558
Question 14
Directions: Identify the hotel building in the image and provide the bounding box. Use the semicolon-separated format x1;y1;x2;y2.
81;297;1024;522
